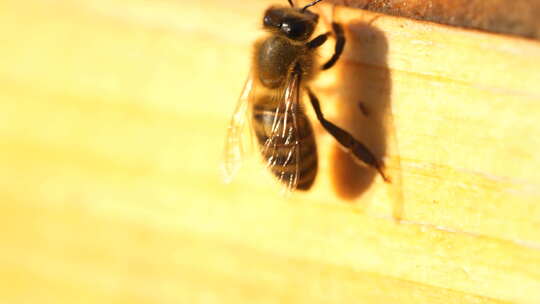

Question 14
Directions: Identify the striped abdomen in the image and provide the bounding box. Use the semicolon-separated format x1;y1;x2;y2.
252;97;318;190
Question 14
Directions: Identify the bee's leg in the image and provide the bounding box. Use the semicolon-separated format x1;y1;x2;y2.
322;22;345;70
307;32;329;49
306;87;390;182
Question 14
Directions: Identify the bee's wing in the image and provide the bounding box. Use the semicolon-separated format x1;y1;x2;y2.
222;72;255;183
263;71;302;192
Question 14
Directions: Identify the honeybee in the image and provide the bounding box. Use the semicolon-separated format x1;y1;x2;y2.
223;0;389;191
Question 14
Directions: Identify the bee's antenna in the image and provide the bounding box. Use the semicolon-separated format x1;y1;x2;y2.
301;0;323;11
288;0;294;7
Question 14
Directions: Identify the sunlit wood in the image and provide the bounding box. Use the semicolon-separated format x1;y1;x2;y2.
0;0;539;303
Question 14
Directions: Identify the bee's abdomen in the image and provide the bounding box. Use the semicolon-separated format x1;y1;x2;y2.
252;102;318;190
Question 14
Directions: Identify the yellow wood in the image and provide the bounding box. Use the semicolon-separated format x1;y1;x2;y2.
0;0;539;303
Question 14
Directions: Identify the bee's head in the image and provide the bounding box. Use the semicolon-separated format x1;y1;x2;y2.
263;1;322;41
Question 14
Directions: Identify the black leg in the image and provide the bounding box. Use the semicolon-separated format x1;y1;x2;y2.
306;32;329;49
288;0;294;7
322;22;345;70
306;87;390;182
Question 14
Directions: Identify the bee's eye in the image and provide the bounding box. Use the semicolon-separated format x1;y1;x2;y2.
263;9;283;29
264;14;280;28
281;20;311;40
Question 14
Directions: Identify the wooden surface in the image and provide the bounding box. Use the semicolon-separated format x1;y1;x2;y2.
1;0;540;303
329;0;540;39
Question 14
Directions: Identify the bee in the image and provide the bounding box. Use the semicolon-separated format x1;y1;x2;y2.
223;0;389;191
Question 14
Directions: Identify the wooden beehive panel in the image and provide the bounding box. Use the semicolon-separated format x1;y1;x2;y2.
0;0;539;303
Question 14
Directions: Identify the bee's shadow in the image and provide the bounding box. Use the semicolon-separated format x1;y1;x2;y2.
329;21;392;200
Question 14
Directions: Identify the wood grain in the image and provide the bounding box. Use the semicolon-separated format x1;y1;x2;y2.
328;0;540;39
0;0;539;303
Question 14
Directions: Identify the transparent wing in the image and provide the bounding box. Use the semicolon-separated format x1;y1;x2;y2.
263;71;302;192
221;72;255;183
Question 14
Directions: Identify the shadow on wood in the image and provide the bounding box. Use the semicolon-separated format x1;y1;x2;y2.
330;21;391;201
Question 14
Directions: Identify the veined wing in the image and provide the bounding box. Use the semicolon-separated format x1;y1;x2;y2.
222;72;255;183
261;70;302;192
